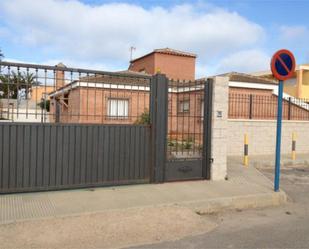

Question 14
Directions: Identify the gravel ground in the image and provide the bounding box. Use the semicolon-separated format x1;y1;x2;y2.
0;206;217;249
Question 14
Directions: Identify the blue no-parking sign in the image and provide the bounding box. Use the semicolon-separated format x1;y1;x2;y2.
270;49;296;192
271;49;295;81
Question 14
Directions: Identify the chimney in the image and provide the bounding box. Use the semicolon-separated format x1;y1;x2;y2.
55;62;66;89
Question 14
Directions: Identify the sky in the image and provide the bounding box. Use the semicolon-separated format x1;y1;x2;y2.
0;0;308;77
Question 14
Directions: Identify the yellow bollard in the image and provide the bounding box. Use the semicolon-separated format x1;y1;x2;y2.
243;133;249;167
292;132;296;160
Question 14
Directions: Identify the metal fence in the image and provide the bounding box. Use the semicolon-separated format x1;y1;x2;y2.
167;79;205;160
0;61;150;124
229;93;309;120
0;61;213;193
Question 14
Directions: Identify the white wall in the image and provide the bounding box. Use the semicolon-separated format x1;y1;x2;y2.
228;119;309;156
1;108;49;123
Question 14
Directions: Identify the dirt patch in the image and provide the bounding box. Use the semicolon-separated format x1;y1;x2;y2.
0;206;217;249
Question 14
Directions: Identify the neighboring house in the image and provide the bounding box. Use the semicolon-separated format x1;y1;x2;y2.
49;71;205;142
49;48;198;125
49;72;150;124
31;85;55;102
252;64;309;99
128;48;196;81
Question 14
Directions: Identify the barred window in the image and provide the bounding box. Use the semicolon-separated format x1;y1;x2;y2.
178;100;190;113
107;98;129;118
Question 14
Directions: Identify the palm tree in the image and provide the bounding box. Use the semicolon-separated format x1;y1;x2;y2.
0;71;36;99
22;72;36;86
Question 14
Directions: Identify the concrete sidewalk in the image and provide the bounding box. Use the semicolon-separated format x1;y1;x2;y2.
0;163;286;225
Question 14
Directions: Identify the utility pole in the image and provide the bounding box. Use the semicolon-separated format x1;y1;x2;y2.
129;46;136;61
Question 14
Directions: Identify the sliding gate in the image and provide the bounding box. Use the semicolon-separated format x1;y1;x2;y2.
0;61;213;193
0;61;152;193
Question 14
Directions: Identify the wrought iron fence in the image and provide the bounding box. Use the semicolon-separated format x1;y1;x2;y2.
167;79;205;160
229;93;309;120
0;61;151;124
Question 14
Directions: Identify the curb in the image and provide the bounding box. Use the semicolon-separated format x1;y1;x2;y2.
0;191;287;225
182;191;287;215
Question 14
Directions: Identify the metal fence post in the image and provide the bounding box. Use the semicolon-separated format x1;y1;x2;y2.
249;94;253;119
150;74;168;183
288;97;291;120
202;78;213;180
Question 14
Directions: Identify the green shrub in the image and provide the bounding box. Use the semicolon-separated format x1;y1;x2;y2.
183;140;193;150
134;109;150;125
38;99;50;112
168;139;176;147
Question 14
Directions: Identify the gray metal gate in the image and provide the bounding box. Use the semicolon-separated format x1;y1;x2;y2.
165;78;213;181
149;75;213;183
0;61;152;193
0;61;212;193
0;123;150;193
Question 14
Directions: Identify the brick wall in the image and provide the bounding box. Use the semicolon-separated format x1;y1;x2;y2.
168;90;204;143
129;54;155;75
31;86;55;102
61;87;151;124
129;53;195;81
155;53;195;80
227;119;309;156
52;86;206;140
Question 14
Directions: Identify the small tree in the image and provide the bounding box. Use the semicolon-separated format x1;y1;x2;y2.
134;109;150;125
38;99;50;112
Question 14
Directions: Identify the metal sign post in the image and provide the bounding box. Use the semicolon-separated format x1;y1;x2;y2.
274;80;283;191
270;49;296;192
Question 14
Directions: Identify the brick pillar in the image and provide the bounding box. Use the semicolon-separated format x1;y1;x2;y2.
211;76;229;180
55;62;66;89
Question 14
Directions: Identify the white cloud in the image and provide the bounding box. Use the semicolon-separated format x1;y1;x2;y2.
214;49;270;74
280;25;308;40
0;0;266;75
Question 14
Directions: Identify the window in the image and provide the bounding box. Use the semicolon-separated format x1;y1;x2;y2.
107;98;129;118
178;100;190;113
63;93;69;106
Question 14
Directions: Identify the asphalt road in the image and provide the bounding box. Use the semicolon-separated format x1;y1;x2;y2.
130;165;309;249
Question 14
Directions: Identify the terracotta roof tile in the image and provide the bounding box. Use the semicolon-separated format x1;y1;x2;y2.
219;72;278;85
153;48;197;58
130;48;196;63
